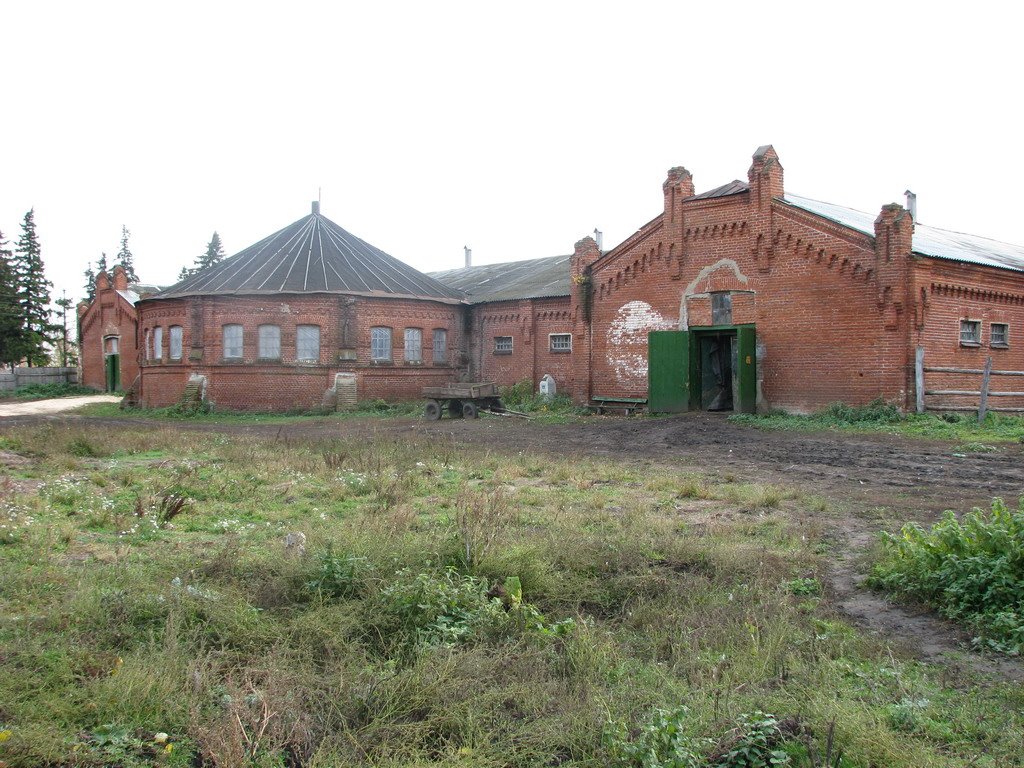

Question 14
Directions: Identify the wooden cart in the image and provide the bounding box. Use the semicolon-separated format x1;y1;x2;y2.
421;382;503;420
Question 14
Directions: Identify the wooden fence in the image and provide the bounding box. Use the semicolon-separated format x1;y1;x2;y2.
915;346;1024;420
0;367;79;392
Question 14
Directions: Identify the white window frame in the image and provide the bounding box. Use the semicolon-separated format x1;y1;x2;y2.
404;328;423;363
152;326;163;359
223;324;243;359
494;336;513;354
144;330;151;360
991;322;1009;348
959;319;981;346
371;326;392;362
169;326;183;360
549;333;572;353
432;328;448;364
258;324;281;359
296;325;321;362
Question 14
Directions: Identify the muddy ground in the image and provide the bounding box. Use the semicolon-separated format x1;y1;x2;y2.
6;409;1024;679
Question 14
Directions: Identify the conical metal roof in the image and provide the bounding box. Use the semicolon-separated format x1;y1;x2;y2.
152;205;466;302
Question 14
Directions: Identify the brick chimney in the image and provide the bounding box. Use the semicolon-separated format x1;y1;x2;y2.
570;235;602;405
95;271;111;291
663;166;694;222
747;145;784;210
873;202;915;320
111;265;129;291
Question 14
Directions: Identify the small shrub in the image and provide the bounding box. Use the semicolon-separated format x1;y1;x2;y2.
870;497;1024;653
9;383;97;400
307;550;372;600
604;705;708;768
820;399;901;425
785;577;821;597
709;711;792;768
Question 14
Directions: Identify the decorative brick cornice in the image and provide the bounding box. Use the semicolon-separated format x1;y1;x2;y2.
930;282;1024;305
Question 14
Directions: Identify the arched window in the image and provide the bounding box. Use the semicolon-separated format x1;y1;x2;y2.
404;328;423;363
432;329;447;364
296;325;321;362
258;324;281;359
222;324;243;359
169;326;183;360
152;326;163;360
370;327;392;362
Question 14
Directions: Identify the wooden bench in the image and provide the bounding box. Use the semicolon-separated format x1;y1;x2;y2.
589;396;647;416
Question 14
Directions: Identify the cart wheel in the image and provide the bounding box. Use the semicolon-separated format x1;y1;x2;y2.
462;401;479;419
448;399;464;418
425;399;442;420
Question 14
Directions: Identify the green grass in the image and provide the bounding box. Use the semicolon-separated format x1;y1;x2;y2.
0;424;1021;766
0;382;100;400
730;400;1024;444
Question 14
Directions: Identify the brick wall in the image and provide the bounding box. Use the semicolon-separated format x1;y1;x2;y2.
470;296;575;395
137;293;467;410
581;147;915;412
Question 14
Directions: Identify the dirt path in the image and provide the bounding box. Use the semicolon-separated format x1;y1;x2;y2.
0;394;122;418
10;409;1024;679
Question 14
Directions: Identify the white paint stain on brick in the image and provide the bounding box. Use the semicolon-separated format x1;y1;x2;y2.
607;300;675;388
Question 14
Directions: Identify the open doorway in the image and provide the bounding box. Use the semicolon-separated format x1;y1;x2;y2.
698;331;735;411
103;336;120;392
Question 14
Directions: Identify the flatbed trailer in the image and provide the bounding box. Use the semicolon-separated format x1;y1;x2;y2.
421;383;503;420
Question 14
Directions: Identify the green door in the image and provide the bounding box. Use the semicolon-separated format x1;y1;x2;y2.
648;330;690;413
105;355;120;392
735;326;756;413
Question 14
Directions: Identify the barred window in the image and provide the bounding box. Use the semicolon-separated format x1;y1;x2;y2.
371;327;392;361
258;324;281;359
297;325;321;361
404;328;423;363
959;320;981;346
152;326;163;359
169;326;183;360
222;324;243;359
494;336;513;354
549;333;571;352
991;323;1009;347
432;329;447;364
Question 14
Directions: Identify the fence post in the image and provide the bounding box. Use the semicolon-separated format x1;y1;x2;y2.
915;346;925;414
978;356;993;423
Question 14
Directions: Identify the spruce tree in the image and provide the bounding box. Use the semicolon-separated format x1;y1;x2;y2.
117;226;137;281
0;230;25;369
97;251;109;276
83;262;96;301
54;292;78;367
199;231;225;270
12;209;54;366
178;231;226;280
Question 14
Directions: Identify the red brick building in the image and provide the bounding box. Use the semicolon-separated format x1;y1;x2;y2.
85;146;1024;413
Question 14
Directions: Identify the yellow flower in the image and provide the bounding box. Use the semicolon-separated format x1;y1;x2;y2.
164;744;174;754
0;729;11;743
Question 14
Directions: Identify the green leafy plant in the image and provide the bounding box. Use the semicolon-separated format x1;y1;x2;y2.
604;705;708;768
870;497;1024;654
710;711;792;767
307;549;372;600
785;578;822;597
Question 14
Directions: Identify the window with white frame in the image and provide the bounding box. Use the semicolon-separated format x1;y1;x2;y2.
991;323;1009;348
494;336;513;354
959;319;981;346
152;326;163;359
432;328;447;364
404;328;423;363
105;336;119;355
371;327;392;361
169;326;183;360
296;325;321;361
549;333;572;353
144;330;151;360
258;324;281;359
222;324;243;359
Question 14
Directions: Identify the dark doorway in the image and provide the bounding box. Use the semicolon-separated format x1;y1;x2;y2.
698;332;735;411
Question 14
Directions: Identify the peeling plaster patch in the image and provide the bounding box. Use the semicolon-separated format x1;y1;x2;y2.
607;301;676;388
679;259;749;330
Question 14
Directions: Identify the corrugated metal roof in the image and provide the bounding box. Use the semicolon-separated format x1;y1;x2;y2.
686;180;749;201
784;194;1024;273
116;289;141;305
152;208;466;302
430;254;572;303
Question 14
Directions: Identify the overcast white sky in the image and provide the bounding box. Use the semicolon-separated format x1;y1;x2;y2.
2;1;1022;311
